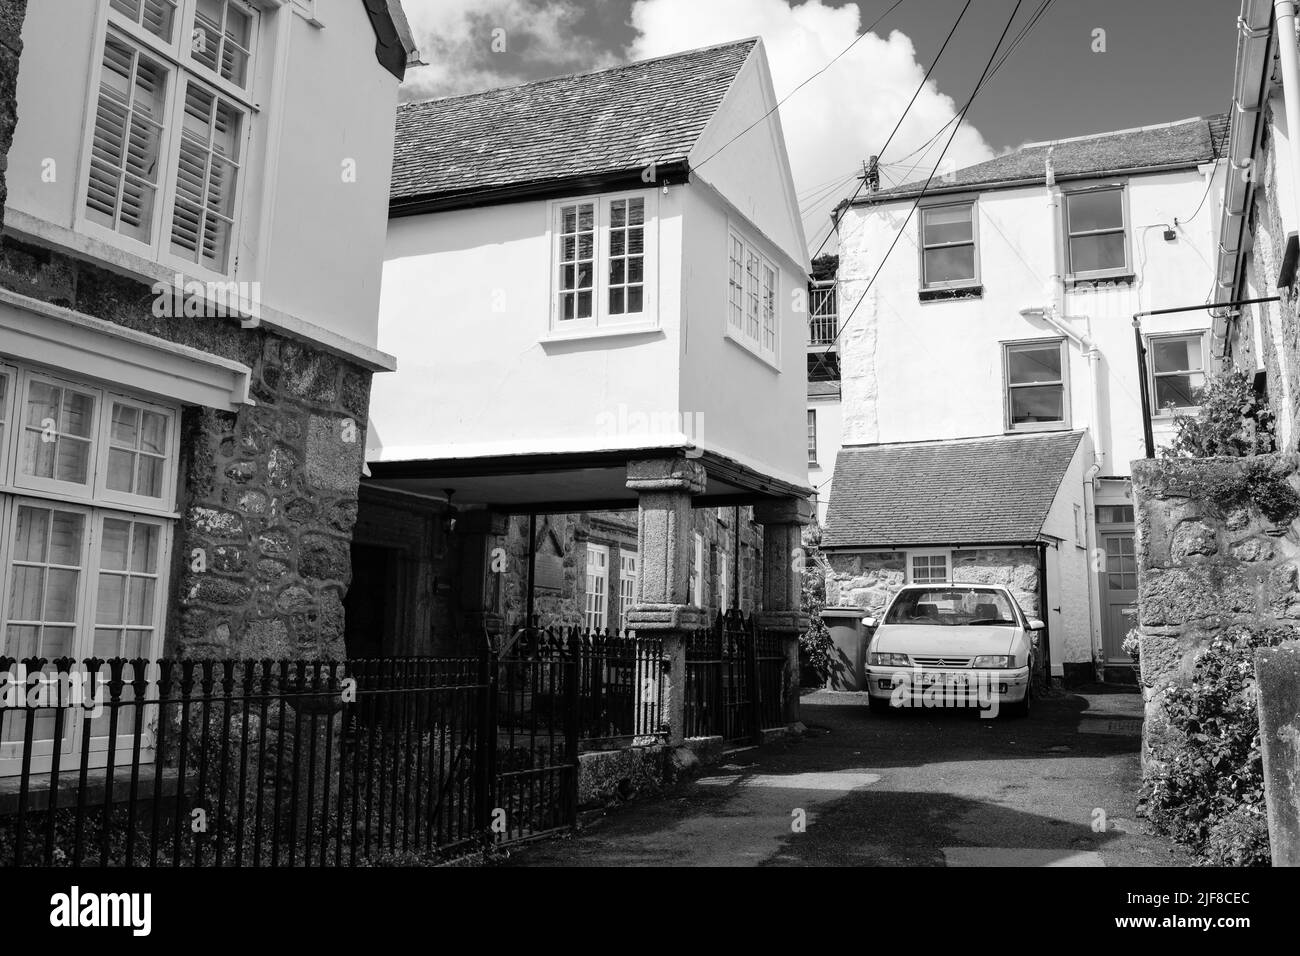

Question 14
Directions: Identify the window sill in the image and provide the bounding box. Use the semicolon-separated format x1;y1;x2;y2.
540;323;663;345
919;284;983;303
724;329;780;371
1005;423;1071;435
1066;273;1135;288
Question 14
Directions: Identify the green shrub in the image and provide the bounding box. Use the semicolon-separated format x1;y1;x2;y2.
1161;370;1275;459
1141;624;1289;866
798;524;843;686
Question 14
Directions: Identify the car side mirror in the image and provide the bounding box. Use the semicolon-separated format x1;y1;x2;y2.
1027;619;1045;631
862;616;877;629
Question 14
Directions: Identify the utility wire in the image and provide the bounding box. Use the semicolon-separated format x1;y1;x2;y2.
813;0;1055;261
806;0;973;262
819;0;1029;354
687;0;910;173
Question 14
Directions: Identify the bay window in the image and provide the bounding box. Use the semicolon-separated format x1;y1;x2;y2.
552;193;653;331
83;0;258;275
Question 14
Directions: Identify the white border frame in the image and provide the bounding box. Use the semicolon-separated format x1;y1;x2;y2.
1001;336;1072;433
1146;328;1210;419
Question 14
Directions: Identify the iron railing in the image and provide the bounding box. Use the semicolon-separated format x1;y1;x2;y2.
504;626;666;748
684;613;787;742
0;653;577;867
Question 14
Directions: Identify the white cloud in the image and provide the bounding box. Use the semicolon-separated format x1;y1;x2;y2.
398;0;618;102
628;0;996;253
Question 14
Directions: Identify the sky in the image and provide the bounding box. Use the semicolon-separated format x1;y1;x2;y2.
395;0;1239;255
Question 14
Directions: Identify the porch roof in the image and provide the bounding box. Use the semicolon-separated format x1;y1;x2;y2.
364;446;811;513
822;431;1084;549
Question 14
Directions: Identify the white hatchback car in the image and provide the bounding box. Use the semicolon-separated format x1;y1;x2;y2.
863;584;1043;718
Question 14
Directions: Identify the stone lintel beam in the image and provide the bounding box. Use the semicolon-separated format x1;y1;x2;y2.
626;455;708;495
626;605;709;632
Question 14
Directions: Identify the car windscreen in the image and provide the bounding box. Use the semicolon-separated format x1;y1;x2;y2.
883;588;1020;626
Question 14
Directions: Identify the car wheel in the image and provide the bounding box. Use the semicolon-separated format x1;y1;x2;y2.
868;696;892;716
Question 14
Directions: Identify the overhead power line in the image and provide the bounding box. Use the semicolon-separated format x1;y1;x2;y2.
819;0;1030;354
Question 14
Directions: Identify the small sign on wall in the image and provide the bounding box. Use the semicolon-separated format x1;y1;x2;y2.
534;554;565;591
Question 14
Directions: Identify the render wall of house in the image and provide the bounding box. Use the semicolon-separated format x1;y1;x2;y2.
836;165;1225;465
0;237;371;659
1132;454;1300;764
6;0;399;358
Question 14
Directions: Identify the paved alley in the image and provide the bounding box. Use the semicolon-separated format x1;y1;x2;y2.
502;686;1190;867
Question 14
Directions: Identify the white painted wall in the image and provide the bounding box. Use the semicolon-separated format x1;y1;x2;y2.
1038;434;1095;669
807;394;841;525
838;164;1226;474
7;0;400;360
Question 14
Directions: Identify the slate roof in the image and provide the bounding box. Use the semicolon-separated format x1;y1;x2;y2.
391;39;758;207
822;431;1084;548
860;114;1229;204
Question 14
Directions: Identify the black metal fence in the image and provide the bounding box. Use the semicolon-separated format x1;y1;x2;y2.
684;613;787;742
506;626;666;748
0;653;569;867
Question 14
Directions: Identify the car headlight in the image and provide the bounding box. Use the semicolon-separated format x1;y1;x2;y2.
971;655;1016;668
869;652;911;667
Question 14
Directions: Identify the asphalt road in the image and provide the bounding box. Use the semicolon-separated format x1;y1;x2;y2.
501;685;1191;867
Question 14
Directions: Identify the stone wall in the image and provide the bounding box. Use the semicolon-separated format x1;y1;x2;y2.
952;547;1040;618
824;547;1040;618
0;236;373;659
825;551;905;612
0;0;25;220
1132;454;1300;756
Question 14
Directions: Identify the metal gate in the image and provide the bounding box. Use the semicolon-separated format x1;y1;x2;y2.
684;613;787;743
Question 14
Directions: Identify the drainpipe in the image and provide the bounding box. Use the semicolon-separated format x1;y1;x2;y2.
1276;2;1300;231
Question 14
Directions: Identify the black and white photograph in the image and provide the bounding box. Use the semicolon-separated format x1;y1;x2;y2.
0;0;1294;936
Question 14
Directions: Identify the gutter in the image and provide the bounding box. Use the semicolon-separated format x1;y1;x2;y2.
389;161;691;218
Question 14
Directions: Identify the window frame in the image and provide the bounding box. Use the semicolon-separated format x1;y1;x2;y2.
1062;184;1131;281
618;549;638;628
547;190;657;336
1146;329;1209;418
807;408;818;465
9;371;105;501
584;542;610;632
906;549;951;585
691;533;704;608
1002;336;1071;433
918;199;980;291
75;0;261;281
725;228;780;365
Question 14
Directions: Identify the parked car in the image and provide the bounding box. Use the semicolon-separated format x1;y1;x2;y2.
863;584;1043;718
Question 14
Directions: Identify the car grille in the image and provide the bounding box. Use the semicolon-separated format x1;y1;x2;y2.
911;656;972;668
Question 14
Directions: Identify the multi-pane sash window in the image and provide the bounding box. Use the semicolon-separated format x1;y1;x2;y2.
85;0;258;274
0;363;177;774
1005;340;1067;431
619;551;638;627
584;544;609;631
807;409;818;464
717;551;729;613
728;237;744;332
920;202;978;288
608;199;645;316
691;533;704;608
558;202;595;321
1149;333;1206;414
910;553;949;585
1065;187;1128;276
553;194;652;329
727;231;778;361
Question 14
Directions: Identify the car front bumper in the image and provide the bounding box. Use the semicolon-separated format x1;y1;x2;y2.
864;665;1030;712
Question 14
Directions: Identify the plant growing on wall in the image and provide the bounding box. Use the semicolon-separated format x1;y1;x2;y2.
799;522;842;686
1161;370;1276;459
1140;623;1290;866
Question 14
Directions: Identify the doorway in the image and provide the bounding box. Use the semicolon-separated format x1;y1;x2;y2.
344;543;404;659
1097;507;1137;664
